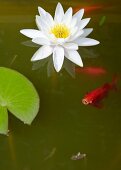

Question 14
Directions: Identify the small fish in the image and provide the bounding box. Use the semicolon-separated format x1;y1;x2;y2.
75;66;107;76
82;77;118;108
73;5;103;13
71;152;86;160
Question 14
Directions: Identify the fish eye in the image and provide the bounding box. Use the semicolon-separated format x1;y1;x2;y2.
82;99;89;105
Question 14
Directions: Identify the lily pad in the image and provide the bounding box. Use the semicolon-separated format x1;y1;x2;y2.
0;67;39;135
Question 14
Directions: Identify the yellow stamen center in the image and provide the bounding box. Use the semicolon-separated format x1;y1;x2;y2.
51;24;70;38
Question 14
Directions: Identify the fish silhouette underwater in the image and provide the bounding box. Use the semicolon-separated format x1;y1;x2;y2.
75;66;107;77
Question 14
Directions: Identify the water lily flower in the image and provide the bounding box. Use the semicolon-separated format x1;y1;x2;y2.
20;2;100;72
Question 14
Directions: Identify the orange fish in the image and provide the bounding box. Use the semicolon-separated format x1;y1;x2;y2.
82;77;118;108
73;5;103;13
75;66;107;76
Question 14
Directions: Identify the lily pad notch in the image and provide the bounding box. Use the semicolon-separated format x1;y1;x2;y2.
0;67;40;135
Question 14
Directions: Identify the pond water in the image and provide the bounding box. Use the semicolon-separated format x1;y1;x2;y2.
0;0;121;170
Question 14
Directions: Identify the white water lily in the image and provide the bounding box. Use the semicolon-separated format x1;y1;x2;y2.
20;2;100;72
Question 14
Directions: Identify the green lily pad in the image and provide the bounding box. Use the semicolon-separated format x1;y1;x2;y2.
0;67;39;135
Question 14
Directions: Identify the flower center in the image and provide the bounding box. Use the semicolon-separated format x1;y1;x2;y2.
51;24;70;38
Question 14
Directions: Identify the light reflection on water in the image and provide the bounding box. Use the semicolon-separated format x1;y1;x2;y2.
0;0;121;170
21;40;98;78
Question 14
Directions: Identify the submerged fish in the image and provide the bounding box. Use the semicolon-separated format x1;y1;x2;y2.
75;66;107;76
73;5;103;13
82;77;118;108
71;152;86;160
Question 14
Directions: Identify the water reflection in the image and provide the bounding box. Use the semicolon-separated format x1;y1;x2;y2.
32;57;100;78
32;57;75;78
21;40;39;48
8;132;18;169
21;40;99;77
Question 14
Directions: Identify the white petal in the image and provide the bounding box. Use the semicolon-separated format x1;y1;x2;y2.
32;37;50;45
63;43;78;50
73;9;84;21
31;45;53;61
65;50;83;67
36;15;42;30
20;29;45;39
46;12;54;26
38;7;46;16
81;28;93;37
53;46;64;72
75;37;100;46
37;8;54;27
69;30;84;41
70;17;77;28
70;26;78;36
47;33;56;42
62;7;73;25
54;2;64;23
56;38;65;44
36;15;50;32
79;18;91;30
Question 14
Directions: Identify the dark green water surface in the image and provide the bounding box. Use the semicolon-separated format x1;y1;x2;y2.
0;0;121;170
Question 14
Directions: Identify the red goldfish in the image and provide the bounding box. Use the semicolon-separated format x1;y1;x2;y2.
75;66;107;76
82;77;118;108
